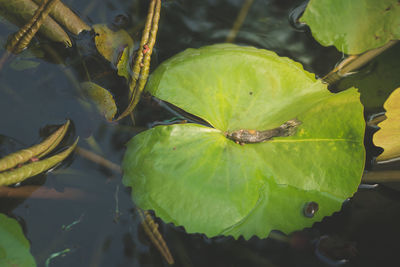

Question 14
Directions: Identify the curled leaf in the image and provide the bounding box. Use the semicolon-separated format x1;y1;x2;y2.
6;0;61;54
33;0;90;35
114;0;161;121
0;120;70;172
116;46;131;81
373;87;400;162
93;24;134;65
0;137;78;186
0;0;71;46
80;81;117;121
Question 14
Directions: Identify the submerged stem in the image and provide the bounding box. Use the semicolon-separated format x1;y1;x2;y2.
362;170;400;183
322;40;398;84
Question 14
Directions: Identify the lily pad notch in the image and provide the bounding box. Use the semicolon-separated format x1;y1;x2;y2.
123;44;366;239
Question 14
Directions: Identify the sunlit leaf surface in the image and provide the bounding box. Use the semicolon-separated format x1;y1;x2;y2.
123;44;365;239
0;214;36;266
300;0;400;54
374;87;400;162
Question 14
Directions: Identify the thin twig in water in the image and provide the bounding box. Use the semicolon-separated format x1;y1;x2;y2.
225;0;254;43
75;147;122;173
0;185;92;200
367;114;386;128
137;208;175;265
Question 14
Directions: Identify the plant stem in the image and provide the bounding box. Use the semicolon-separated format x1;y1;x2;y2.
322;40;398;84
225;0;254;43
362;170;400;183
75;147;122;173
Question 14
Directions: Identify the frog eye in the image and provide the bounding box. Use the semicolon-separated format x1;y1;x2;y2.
303;201;319;218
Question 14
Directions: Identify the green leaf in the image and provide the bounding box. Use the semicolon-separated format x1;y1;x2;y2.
0;214;36;267
123;44;365;239
300;0;400;55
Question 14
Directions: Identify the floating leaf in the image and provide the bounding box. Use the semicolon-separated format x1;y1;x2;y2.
80;81;117;121
33;0;90;35
300;0;400;54
93;24;134;65
373;87;400;162
123;44;365;239
0;214;36;266
0;138;78;186
0;0;71;46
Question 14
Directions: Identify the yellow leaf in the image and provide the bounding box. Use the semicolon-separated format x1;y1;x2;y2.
374;87;400;162
92;24;134;64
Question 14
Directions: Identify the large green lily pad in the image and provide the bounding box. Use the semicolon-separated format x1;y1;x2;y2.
122;44;365;239
0;214;36;266
300;0;400;55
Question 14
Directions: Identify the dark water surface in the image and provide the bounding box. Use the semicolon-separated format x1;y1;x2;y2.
1;0;400;266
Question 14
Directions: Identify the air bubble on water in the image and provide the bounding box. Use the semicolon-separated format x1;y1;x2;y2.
303;201;319;218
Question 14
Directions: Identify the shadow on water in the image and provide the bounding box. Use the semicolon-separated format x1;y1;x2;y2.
0;0;399;266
